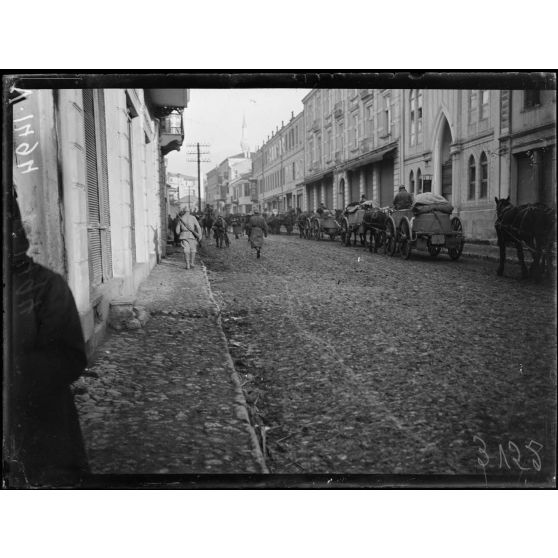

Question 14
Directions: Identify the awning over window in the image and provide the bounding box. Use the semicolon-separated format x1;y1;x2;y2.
340;142;397;172
303;169;333;185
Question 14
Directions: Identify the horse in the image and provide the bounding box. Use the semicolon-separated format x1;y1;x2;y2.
342;203;367;247
266;214;280;235
494;196;555;280
281;209;296;235
213;216;230;248
362;207;390;253
200;213;214;239
297;211;312;239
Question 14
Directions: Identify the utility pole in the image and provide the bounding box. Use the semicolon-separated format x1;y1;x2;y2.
186;143;210;213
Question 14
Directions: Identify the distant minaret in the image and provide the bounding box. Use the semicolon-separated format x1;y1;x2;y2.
240;113;250;157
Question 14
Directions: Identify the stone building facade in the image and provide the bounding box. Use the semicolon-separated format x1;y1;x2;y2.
302;89;402;213
11;87;189;355
255;111;304;213
296;87;555;240
205;153;252;213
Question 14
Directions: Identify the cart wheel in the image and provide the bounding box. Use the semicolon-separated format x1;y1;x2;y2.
448;217;464;260
385;219;396;256
399;219;412;260
428;243;441;258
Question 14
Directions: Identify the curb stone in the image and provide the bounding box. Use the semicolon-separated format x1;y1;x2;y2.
200;261;270;474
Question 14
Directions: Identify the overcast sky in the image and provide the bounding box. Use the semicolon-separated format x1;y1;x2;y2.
165;88;310;180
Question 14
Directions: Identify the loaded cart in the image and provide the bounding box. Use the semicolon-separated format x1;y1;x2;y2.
310;211;341;240
386;193;465;260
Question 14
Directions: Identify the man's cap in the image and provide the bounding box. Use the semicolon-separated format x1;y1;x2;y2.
399;185;406;190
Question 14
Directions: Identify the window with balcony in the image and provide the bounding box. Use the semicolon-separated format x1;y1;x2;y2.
468;155;476;200
480;151;488;198
524;90;541;109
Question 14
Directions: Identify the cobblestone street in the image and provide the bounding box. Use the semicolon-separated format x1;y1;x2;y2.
202;232;556;478
74;256;264;475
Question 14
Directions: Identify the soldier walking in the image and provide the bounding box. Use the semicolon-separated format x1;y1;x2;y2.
248;208;269;259
175;207;202;269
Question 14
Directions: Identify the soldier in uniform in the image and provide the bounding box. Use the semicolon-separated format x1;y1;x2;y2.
393;185;413;210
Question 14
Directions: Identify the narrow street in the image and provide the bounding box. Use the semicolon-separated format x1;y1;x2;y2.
201;232;556;476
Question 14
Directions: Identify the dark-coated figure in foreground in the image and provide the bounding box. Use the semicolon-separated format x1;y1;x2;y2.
7;191;89;486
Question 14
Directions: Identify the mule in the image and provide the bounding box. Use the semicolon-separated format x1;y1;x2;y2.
494;196;555;279
362;208;389;253
200;214;214;239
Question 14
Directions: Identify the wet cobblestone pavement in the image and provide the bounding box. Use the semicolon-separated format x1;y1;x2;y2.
202;231;556;480
74;254;264;474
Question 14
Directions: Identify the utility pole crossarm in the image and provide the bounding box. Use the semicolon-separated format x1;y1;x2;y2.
185;142;210;213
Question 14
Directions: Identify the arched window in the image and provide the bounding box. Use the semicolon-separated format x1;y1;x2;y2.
417;169;422;194
409;170;415;194
468;155;476;200
480;152;488;198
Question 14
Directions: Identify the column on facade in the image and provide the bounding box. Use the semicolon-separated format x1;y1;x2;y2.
320;181;325;205
311;185;317;211
359;168;365;198
533;149;543;202
372;167;379;205
450;144;461;209
58;89;90;314
332;176;338;210
344;173;350;207
104;90;130;282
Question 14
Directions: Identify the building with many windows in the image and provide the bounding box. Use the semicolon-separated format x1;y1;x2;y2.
302;89;402;212
167;172;199;205
400;88;556;239
296;87;555;240
12;86;189;355
205;153;252;213
255;111;304;213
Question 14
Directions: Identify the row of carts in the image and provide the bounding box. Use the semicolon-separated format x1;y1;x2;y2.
297;196;465;261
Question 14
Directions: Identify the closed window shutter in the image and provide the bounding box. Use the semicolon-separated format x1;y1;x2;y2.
96;91;113;280
83;89;103;287
84;89;112;288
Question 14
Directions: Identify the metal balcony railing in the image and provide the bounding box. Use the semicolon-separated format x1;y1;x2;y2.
160;111;184;135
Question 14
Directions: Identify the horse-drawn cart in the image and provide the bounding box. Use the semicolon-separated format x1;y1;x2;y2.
310;212;341;240
386;194;465;260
